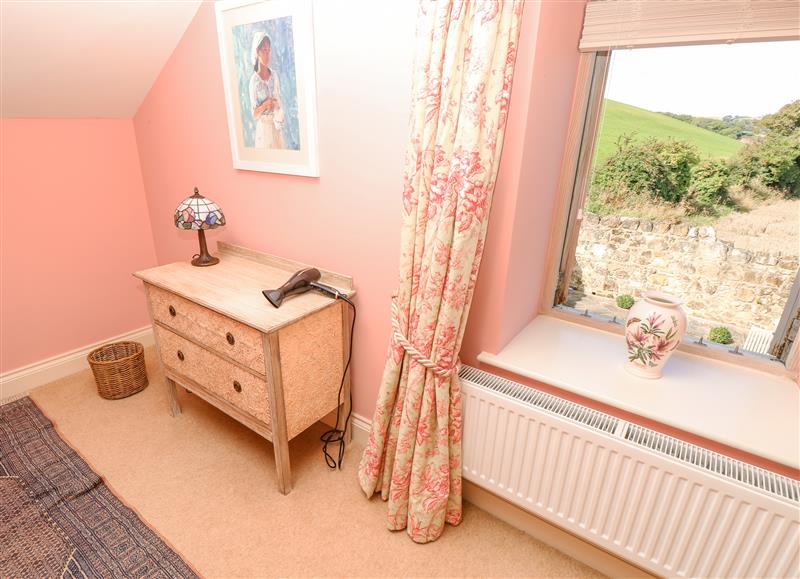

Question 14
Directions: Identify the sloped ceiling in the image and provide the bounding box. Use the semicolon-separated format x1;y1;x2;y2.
1;1;201;118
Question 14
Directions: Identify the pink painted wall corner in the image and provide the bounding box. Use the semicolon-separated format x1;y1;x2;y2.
1;118;158;373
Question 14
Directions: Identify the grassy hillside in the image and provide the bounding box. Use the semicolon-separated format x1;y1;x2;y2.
593;100;744;167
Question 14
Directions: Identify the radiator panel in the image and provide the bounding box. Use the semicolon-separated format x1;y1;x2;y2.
460;366;800;579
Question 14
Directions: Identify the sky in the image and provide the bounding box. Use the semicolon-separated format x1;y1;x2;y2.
605;41;800;119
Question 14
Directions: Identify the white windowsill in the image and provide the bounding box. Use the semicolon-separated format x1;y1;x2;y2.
477;315;800;470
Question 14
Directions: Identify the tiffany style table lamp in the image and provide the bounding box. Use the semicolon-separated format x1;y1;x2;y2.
174;187;226;267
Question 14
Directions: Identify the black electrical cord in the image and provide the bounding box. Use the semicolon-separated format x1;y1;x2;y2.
320;295;356;469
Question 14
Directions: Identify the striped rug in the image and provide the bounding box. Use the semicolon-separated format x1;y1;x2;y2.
0;396;197;578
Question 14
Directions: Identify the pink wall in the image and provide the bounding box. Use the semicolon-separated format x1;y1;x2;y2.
134;0;583;417
0;119;157;373
133;1;585;418
462;1;586;361
0;0;586;419
134;1;416;417
3;1;787;477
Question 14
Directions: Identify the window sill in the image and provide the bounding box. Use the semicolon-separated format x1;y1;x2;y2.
476;315;800;470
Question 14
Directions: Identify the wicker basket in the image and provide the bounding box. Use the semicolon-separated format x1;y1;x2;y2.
87;341;148;400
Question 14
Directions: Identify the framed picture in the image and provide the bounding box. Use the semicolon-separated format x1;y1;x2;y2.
215;0;319;176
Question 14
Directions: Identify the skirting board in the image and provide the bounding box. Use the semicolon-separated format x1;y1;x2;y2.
321;408;371;447
0;326;155;400
349;412;371;447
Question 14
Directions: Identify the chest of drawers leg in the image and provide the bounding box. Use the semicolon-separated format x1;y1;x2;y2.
264;332;291;495
166;377;181;417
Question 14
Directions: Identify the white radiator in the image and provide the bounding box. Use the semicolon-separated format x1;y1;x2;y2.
744;326;774;355
460;366;800;579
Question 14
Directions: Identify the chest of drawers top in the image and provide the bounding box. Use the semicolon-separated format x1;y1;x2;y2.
133;242;354;334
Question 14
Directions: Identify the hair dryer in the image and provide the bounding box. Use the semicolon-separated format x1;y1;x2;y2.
263;267;320;308
263;268;345;308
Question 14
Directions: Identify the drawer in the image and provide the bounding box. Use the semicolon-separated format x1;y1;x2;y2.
147;284;265;374
155;325;271;425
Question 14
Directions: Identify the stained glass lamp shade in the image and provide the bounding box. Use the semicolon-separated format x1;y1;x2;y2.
174;188;226;267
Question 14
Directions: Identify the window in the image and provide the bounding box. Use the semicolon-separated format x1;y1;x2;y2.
546;2;800;369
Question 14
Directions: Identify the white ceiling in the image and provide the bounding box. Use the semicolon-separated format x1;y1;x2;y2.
1;1;201;118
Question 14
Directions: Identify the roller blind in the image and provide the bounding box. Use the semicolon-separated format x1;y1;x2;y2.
579;0;800;51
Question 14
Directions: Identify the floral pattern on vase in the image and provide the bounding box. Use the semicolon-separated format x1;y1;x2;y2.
624;292;687;379
356;0;525;544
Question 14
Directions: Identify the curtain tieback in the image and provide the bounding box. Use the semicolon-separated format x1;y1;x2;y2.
390;297;461;378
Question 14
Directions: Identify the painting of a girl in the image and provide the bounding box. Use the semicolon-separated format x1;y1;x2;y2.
249;32;285;149
217;0;317;175
231;16;300;151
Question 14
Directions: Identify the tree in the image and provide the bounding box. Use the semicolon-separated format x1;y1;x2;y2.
688;159;731;212
592;136;699;204
735;100;800;196
758;100;800;136
661;111;755;139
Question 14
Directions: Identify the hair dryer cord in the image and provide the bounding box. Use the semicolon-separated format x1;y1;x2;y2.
320;295;356;470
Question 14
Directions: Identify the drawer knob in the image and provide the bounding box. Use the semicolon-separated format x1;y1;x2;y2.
168;305;176;317
177;350;184;361
233;380;242;393
226;332;235;345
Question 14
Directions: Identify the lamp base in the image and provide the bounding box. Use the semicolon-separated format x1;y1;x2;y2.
191;254;220;267
191;229;219;267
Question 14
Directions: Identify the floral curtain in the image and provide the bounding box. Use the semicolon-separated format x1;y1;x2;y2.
358;0;525;544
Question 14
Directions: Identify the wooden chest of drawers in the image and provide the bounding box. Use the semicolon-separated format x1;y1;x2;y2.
134;243;354;494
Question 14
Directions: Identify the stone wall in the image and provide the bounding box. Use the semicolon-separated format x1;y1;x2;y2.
571;213;798;336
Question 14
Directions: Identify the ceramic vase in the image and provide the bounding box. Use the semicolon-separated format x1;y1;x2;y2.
624;291;687;379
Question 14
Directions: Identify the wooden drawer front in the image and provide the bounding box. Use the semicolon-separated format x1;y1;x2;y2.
155;325;271;424
147;284;265;374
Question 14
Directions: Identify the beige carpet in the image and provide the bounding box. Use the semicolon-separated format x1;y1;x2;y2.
27;347;605;578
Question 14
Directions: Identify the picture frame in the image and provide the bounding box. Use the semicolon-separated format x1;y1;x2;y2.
215;0;319;177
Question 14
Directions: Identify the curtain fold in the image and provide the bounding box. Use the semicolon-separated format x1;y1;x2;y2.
358;0;524;544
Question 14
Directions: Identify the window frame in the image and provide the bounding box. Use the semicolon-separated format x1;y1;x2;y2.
540;51;799;379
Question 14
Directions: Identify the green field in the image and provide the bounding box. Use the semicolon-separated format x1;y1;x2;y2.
593;100;744;167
